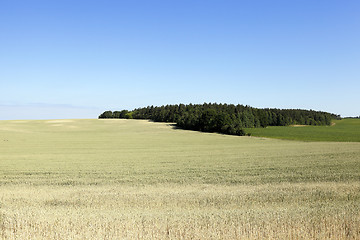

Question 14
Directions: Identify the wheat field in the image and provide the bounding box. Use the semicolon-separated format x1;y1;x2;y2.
0;119;359;239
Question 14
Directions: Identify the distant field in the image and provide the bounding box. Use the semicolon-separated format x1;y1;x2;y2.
0;119;359;239
245;118;360;142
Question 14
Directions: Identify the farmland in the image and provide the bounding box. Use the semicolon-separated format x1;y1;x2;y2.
0;119;359;239
246;118;360;142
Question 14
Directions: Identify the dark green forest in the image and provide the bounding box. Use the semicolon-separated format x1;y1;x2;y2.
99;103;340;136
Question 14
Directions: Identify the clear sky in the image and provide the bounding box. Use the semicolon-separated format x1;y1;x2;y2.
1;0;359;120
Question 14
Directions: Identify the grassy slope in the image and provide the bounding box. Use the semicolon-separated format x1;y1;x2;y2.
245;118;360;142
0;119;359;239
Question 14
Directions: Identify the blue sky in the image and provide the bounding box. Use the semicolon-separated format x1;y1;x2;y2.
1;0;359;119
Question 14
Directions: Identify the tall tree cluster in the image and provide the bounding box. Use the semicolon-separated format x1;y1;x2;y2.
99;103;339;136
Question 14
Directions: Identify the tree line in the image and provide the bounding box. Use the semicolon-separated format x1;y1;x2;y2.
99;103;340;136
